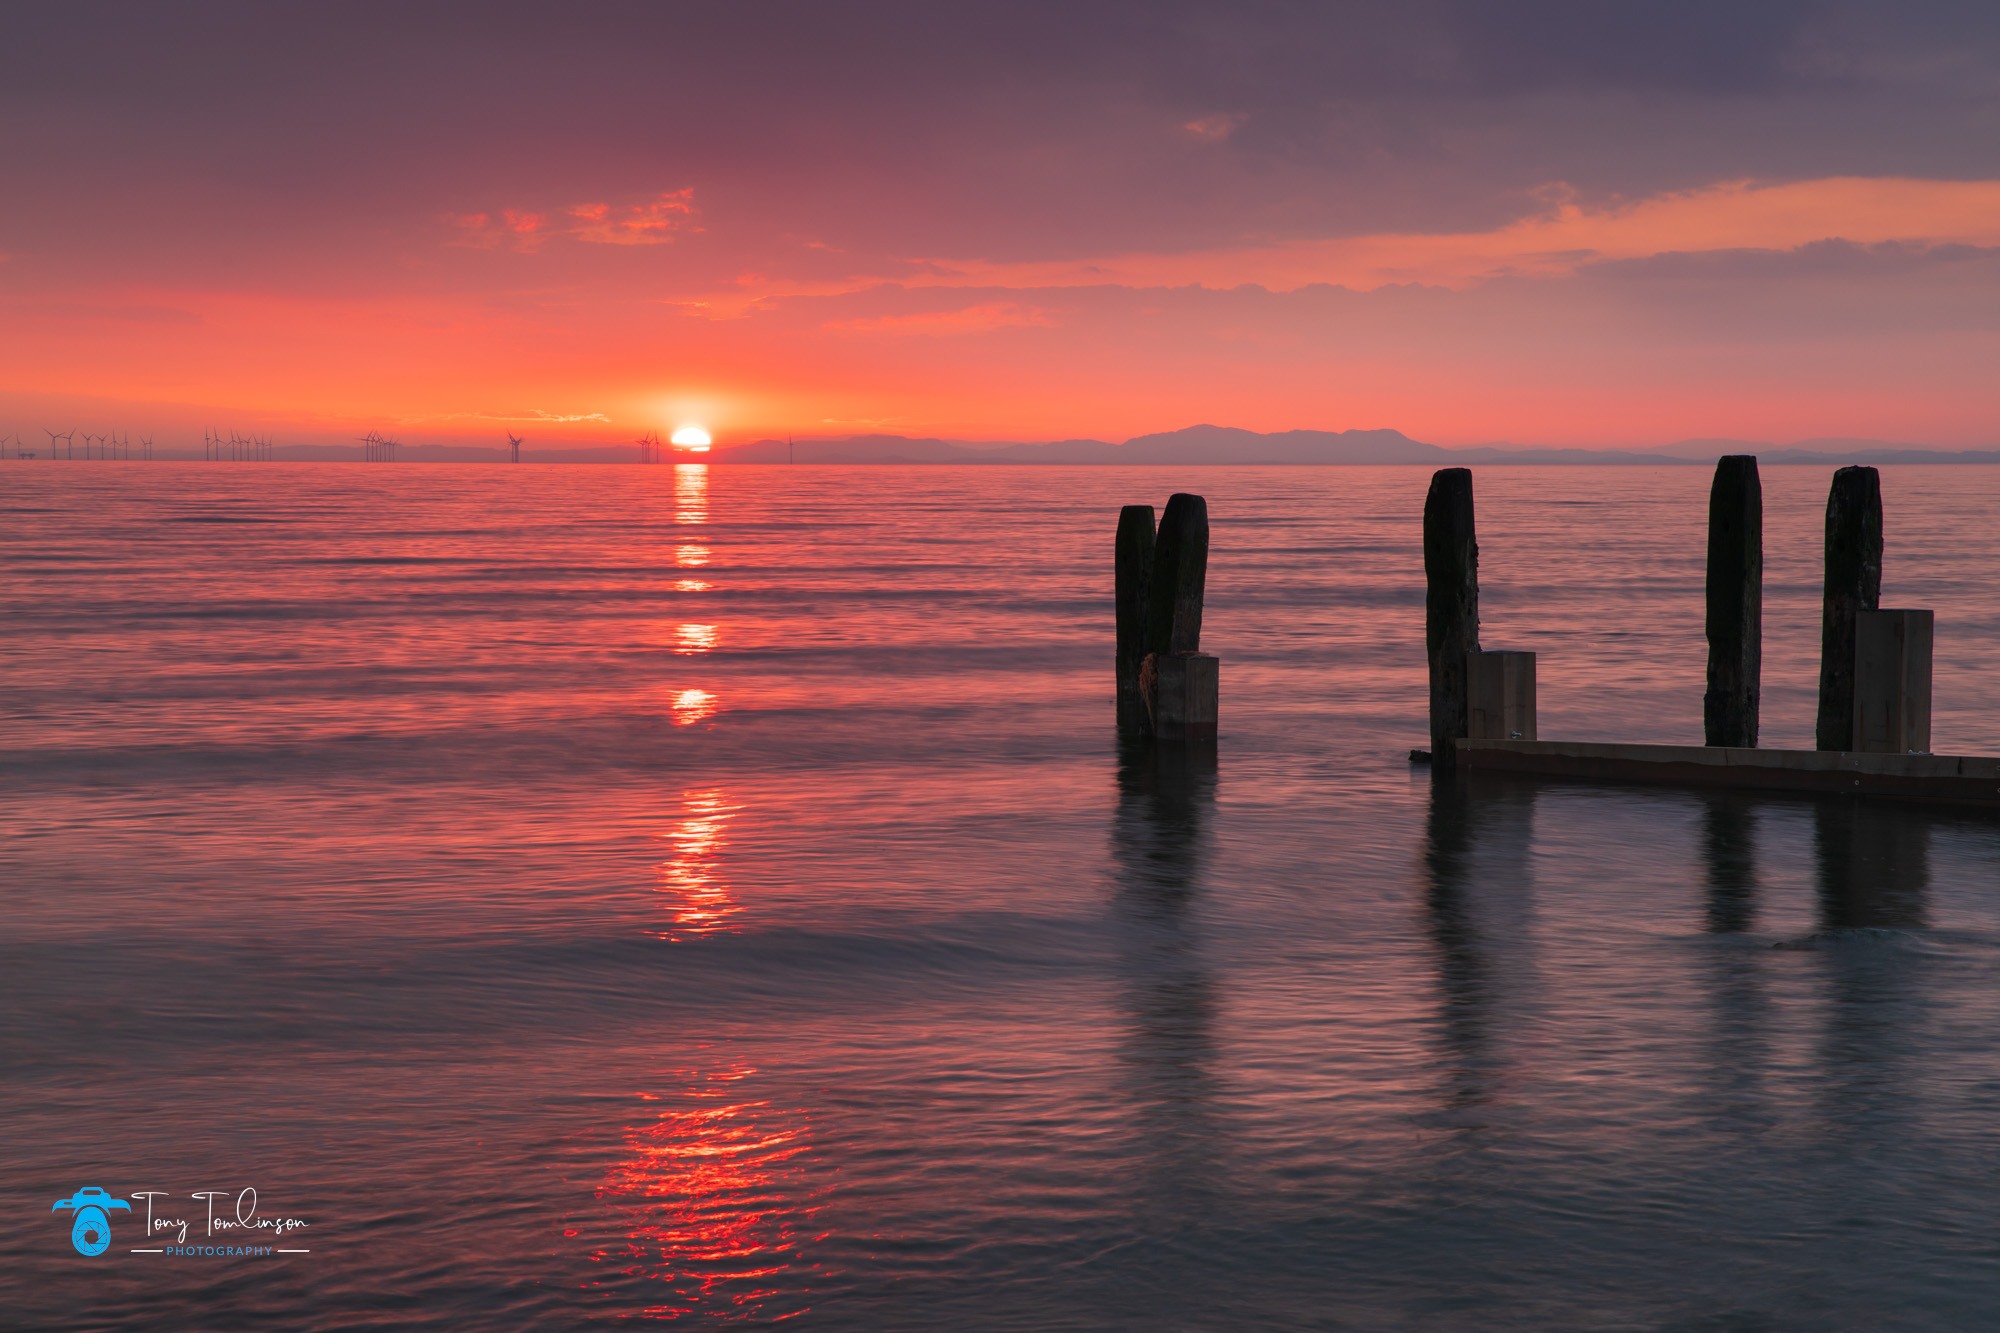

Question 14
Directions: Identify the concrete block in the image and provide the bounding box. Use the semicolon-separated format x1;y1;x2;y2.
1142;652;1218;741
1467;650;1537;740
1854;609;1933;753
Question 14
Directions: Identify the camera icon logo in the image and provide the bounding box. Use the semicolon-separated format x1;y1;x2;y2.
52;1187;130;1256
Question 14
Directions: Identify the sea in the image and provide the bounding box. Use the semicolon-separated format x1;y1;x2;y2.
4;461;2000;1331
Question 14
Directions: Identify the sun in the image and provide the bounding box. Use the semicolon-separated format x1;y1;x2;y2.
671;425;711;452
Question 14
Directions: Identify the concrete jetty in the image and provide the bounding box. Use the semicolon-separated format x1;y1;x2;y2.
1425;460;1993;809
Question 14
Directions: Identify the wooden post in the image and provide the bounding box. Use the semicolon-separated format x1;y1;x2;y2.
1815;465;1882;750
1145;493;1208;657
1424;468;1479;754
1703;455;1762;747
1115;504;1156;730
1140;493;1216;742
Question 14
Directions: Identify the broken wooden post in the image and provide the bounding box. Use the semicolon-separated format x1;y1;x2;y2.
1703;455;1762;747
1115;504;1156;730
1140;493;1216;741
1815;465;1882;751
1145;493;1207;658
1424;468;1479;754
1854;608;1933;753
1467;650;1536;740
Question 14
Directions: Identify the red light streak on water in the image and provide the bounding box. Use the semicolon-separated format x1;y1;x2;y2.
592;1067;825;1322
669;689;720;727
652;790;741;940
674;465;709;526
674;625;720;655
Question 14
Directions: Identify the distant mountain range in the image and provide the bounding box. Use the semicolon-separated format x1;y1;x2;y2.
701;425;2000;466
220;425;1999;465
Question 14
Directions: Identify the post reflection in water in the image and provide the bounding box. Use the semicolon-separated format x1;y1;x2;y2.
1418;774;1537;1129
653;790;742;941
1814;801;1930;933
1700;796;1759;935
591;1065;826;1323
1695;795;1772;1132
1108;736;1223;1213
1809;800;1933;1149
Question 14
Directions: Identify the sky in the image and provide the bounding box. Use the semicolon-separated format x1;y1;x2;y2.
1;0;1996;448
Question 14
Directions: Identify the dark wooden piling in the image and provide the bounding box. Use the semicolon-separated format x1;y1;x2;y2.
1115;504;1156;729
1424;468;1480;754
1703;455;1762;747
1145;493;1209;657
1815;465;1882;751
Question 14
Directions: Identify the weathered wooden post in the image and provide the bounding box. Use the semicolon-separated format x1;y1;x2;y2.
1115;504;1156;730
1703;455;1762;747
1145;493;1207;658
1815;465;1882;751
1424;469;1479;754
1140;493;1217;741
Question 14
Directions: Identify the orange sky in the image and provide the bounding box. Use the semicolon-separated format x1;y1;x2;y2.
2;7;1997;450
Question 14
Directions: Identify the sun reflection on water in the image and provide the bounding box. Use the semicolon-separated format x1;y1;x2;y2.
669;689;719;727
674;464;709;526
653;790;741;940
591;1066;826;1323
675;624;719;655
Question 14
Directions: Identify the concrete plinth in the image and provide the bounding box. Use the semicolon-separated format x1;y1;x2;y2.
1142;651;1218;741
1467;650;1536;740
1854;609;1933;754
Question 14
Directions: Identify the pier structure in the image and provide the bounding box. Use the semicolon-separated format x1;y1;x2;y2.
1425;459;1982;807
1113;493;1217;742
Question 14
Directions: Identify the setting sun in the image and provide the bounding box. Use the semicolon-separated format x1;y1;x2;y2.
671;425;712;451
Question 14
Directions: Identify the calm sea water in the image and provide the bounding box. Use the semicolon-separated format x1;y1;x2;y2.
5;462;2000;1331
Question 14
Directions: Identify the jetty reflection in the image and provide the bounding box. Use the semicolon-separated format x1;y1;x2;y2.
1422;774;1949;1138
1419;775;1538;1124
1109;737;1223;1210
1815;803;1929;932
1700;796;1758;934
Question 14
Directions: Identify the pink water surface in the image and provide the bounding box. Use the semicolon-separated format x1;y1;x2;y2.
4;462;2000;1330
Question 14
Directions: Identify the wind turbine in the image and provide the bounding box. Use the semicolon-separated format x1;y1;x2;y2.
507;432;523;464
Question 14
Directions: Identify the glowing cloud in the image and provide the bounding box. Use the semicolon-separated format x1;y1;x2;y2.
569;190;701;246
